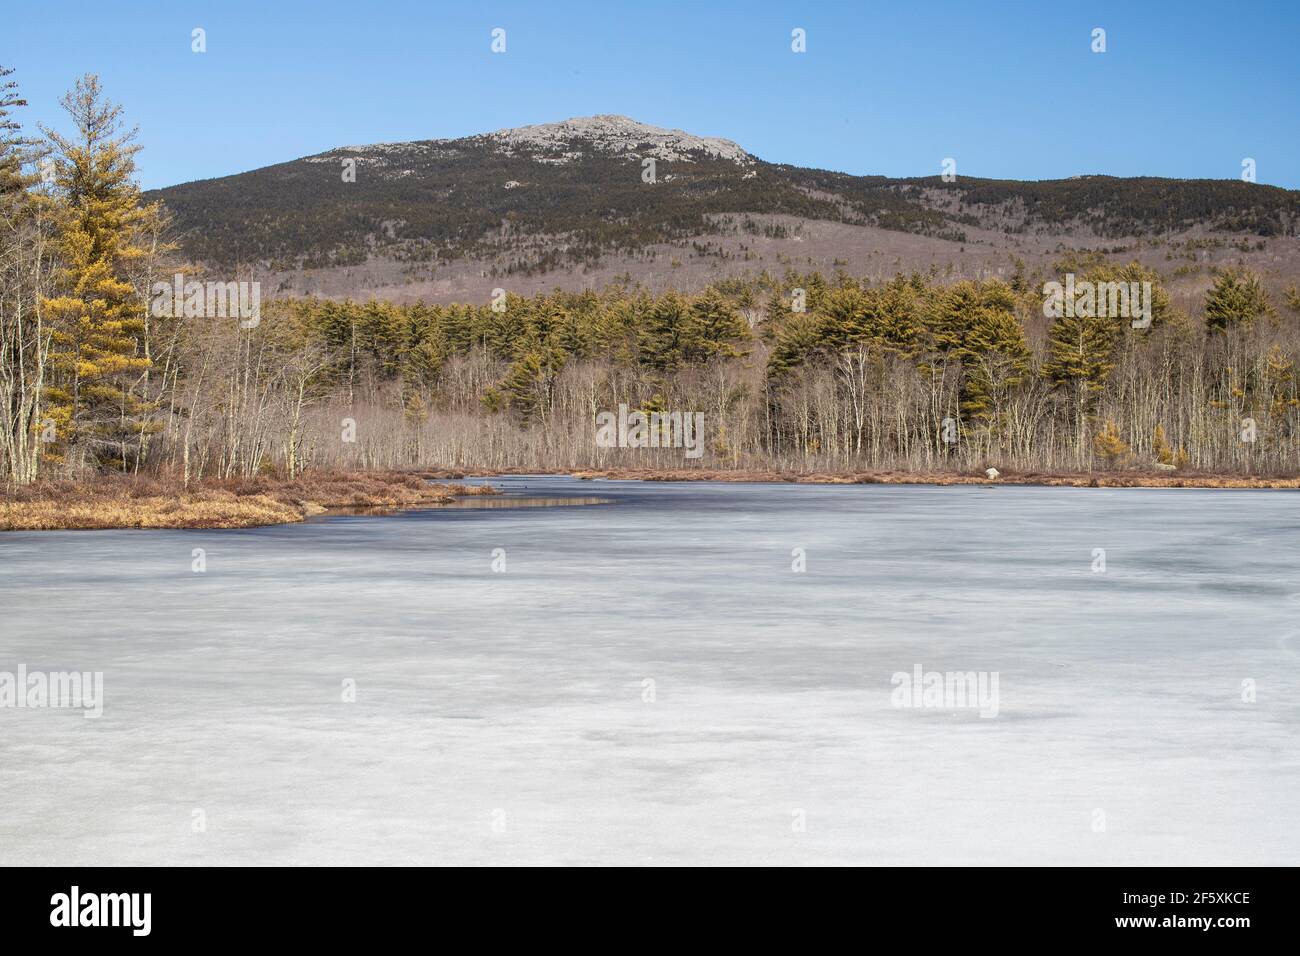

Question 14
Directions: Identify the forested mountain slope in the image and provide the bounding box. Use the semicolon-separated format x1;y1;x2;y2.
148;115;1300;298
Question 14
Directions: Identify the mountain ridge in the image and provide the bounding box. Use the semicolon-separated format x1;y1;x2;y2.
145;114;1300;299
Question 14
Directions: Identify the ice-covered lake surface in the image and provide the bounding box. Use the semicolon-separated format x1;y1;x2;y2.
1;476;1297;866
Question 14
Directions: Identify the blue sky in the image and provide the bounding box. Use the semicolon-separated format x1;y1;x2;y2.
6;0;1298;190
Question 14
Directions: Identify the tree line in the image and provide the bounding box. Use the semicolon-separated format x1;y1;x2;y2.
3;70;1298;486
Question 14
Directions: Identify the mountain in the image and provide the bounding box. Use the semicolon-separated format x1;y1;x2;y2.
147;115;1300;301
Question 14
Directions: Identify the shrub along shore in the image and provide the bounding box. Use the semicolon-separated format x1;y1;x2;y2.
0;471;496;531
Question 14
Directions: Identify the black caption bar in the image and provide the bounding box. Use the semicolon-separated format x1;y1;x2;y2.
0;866;1288;943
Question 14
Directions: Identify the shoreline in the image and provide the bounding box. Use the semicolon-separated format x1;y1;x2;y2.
423;466;1300;490
5;465;1298;532
0;472;498;532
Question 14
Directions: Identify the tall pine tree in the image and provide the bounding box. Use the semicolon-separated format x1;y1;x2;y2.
40;74;157;470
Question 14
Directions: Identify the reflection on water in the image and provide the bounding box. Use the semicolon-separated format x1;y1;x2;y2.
442;495;611;509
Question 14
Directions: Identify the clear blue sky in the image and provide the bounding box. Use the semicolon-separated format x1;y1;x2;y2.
6;0;1298;190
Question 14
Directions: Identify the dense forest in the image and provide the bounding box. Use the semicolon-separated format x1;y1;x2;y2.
3;70;1299;488
895;175;1300;238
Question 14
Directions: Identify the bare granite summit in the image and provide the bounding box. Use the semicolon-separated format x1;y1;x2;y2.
484;114;753;165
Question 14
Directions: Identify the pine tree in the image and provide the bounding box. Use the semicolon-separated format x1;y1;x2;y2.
1082;261;1176;330
1093;420;1129;467
1044;311;1116;391
870;277;926;357
0;64;31;199
765;312;826;380
923;281;1028;431
813;286;863;355
638;292;689;370
500;348;563;421
1043;307;1117;458
955;304;1031;428
39;75;157;469
685;287;750;363
926;280;1014;355
1205;267;1271;332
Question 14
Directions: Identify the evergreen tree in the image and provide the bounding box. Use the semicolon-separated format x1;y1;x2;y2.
396;303;443;397
685;287;750;363
1082;261;1176;330
954;304;1031;427
1093;420;1129;467
39;75;157;469
765;312;827;380
816;286;865;354
1045;310;1113;464
638;292;689;370
0;64;32;199
869;277;926;357
925;280;1027;428
1205;267;1271;332
926;280;1018;355
1043;310;1116;402
500;347;563;420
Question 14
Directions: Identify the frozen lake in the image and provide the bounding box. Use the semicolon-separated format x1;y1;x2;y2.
1;476;1297;865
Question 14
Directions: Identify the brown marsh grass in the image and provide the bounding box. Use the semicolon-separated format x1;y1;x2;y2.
0;471;496;531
